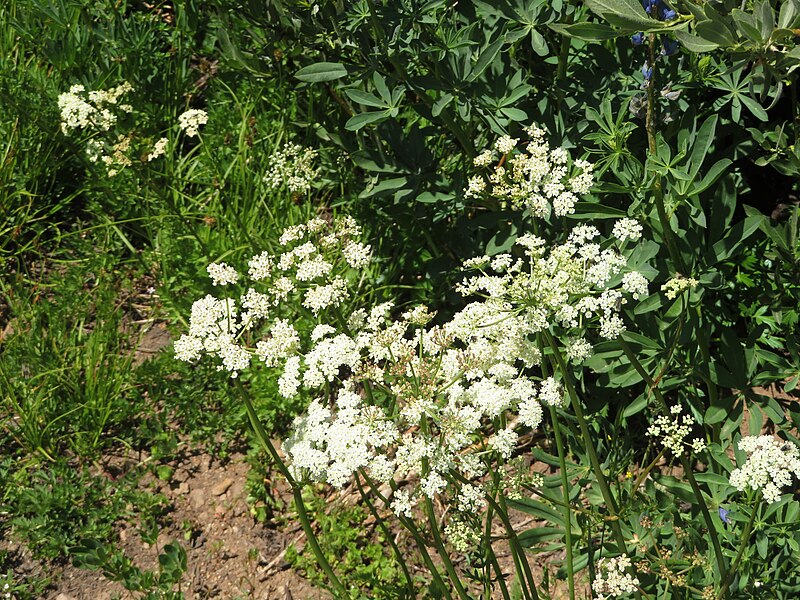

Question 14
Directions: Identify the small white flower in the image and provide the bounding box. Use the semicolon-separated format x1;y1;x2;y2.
178;109;208;137
207;262;239;286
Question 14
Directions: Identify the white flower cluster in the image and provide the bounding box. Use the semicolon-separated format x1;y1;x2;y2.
58;82;180;175
178;109;208;137
58;82;140;176
458;221;648;342
58;82;133;134
661;275;698;300
465;125;594;217
593;556;640;599
263;143;320;194
646;405;705;455
729;436;800;504
174;215;369;377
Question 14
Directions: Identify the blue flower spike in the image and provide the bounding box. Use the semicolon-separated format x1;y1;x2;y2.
718;507;732;525
641;62;653;82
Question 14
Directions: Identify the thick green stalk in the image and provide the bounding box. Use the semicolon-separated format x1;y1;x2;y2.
549;404;575;600
716;502;758;600
616;338;729;588
484;482;512;600
494;493;540;600
234;380;347;596
423;496;473;600
540;338;575;599
543;331;628;552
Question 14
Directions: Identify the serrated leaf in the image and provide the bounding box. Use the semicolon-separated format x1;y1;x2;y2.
295;62;348;83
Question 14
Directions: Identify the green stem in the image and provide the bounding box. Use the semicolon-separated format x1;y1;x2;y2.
495;493;540;600
549;405;575;600
645;34;683;273
616;338;729;588
354;476;415;593
543;331;628;552
423;496;472;600
234;380;347;596
716;502;758;600
360;470;454;600
540;338;575;599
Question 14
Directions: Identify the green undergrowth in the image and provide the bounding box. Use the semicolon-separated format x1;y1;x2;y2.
286;490;417;600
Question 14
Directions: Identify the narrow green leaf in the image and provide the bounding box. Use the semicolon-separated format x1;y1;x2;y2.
345;89;387;108
739;94;769;121
687;115;718;180
672;30;719;52
344;111;389;131
549;22;620;41
468;35;505;82
295;62;348;83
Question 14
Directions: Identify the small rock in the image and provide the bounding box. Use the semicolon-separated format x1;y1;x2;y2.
210;477;234;496
190;488;206;510
55;594;77;600
177;481;190;495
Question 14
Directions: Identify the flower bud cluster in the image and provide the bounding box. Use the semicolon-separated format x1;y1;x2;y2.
729;436;800;504
592;555;640;599
647;405;705;455
263;143;320;194
465;125;594;217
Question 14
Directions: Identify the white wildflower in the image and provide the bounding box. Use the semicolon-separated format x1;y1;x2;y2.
178;108;208;137
729;436;800;504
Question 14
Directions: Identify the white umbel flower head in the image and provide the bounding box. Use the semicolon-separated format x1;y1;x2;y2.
729;436;800;503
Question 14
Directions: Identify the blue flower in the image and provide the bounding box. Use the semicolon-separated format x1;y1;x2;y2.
641;62;653;81
718;507;732;524
631;32;645;46
661;7;677;20
661;39;680;56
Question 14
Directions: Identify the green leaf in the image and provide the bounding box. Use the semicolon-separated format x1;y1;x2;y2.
586;0;665;30
549;22;620;41
345;89;387;108
567;202;627;219
688;115;718;180
696;20;736;46
711;216;762;263
295;62;349;83
517;526;566;547
672;30;719;52
705;405;729;425
633;292;662;315
739;94;769;121
345;111;389;131
468;35;506;82
693;159;732;195
622;392;649;417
